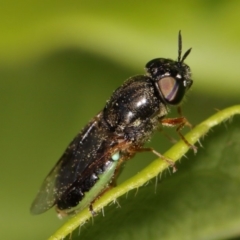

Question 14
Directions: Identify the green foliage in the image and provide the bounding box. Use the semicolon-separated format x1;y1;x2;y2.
1;1;240;240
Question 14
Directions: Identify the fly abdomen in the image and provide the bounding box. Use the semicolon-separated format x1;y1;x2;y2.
57;186;84;210
56;157;119;213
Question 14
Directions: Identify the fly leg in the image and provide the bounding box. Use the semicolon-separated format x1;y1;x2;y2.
161;114;197;153
88;184;115;216
89;204;96;216
132;147;177;172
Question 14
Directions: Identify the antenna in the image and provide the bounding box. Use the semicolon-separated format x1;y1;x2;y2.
178;30;182;63
178;31;192;63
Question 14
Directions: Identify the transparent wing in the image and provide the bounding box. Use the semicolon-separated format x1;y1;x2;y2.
30;112;110;214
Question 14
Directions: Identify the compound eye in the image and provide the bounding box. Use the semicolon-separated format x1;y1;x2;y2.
158;77;179;103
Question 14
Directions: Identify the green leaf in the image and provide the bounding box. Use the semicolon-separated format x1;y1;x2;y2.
49;105;240;240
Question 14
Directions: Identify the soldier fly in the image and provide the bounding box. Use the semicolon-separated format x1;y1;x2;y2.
30;31;194;218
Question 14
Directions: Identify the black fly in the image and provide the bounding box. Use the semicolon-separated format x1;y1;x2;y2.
30;31;193;218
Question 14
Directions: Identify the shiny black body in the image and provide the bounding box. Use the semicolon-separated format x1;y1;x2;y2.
104;76;168;142
30;32;193;215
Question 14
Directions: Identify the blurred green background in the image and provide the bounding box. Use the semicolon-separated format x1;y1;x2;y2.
1;1;240;239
